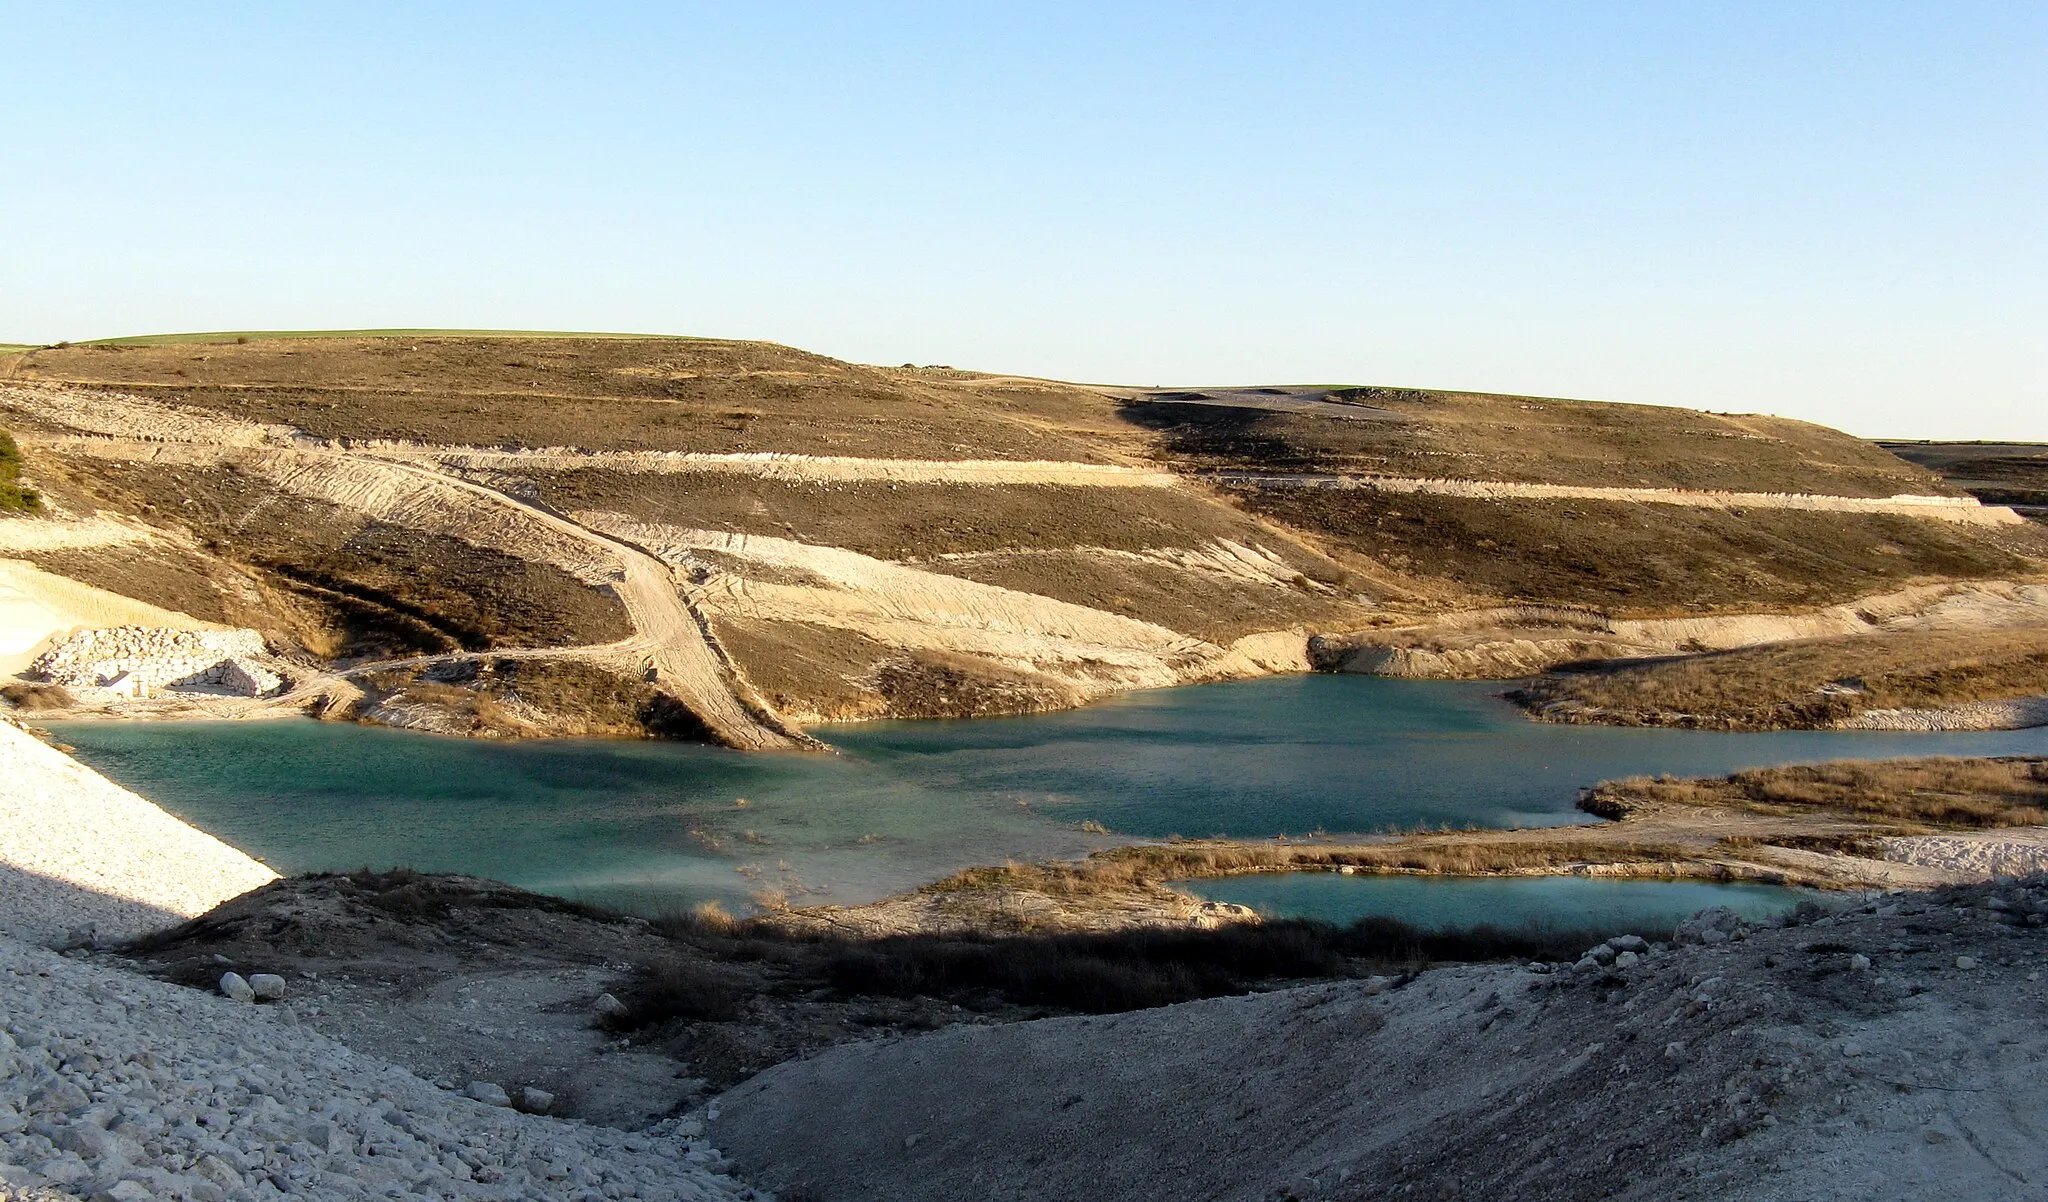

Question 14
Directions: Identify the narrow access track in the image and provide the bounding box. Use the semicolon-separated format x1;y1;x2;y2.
0;382;815;749
333;451;820;751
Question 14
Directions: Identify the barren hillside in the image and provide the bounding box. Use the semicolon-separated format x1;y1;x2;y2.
2;333;2041;742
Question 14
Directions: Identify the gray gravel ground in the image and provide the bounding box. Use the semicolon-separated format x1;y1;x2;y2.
716;881;2048;1202
0;934;766;1201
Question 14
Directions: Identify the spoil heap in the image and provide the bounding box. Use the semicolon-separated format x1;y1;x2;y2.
717;882;2048;1201
0;720;279;946
0;937;763;1201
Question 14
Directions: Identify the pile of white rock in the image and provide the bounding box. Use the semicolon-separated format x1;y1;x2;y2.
30;628;283;699
0;936;767;1202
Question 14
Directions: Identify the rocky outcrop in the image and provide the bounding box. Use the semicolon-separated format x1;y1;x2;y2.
1209;469;2025;525
1880;829;2048;876
30;627;281;698
1837;695;2048;732
1314;581;2048;681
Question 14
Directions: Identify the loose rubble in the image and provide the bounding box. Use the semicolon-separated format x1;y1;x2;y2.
0;935;765;1201
29;628;284;699
0;720;279;946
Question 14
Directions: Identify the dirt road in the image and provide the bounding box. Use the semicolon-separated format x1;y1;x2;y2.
0;384;813;750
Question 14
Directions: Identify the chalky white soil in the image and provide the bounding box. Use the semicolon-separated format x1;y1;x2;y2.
0;937;761;1201
0;721;278;947
0;724;766;1202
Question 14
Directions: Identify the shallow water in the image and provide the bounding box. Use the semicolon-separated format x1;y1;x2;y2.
1178;872;1811;933
48;675;2048;915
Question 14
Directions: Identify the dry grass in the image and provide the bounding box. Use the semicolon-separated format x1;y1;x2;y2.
925;548;1369;642
652;889;1629;1019
1;682;75;711
525;472;1285;559
1132;389;1954;495
1519;629;2048;728
48;458;632;658
1881;442;2048;511
11;336;1136;462
1234;488;2041;614
1585;757;2048;830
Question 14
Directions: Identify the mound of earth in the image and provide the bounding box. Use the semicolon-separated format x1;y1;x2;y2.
714;879;2048;1202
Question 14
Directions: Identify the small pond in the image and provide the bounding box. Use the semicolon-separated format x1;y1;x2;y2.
1176;872;1817;934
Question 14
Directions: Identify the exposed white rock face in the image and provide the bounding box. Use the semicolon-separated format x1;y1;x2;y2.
29;627;284;698
0;935;766;1201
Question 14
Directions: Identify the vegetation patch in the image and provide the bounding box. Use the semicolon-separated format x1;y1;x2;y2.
806;917;1602;1015
12;335;1127;460
923;840;1702;905
1130;390;1949;495
923;548;1372;640
51;458;631;658
534;473;1275;558
0;426;40;513
626;903;1622;1025
1;682;74;711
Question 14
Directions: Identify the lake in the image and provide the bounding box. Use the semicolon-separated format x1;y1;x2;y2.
48;675;2047;915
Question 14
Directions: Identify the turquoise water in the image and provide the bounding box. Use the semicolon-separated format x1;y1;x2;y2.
1179;872;1811;933
47;675;2048;916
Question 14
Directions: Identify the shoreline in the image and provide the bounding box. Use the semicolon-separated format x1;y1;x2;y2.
1516;691;2048;734
23;662;2048;743
766;759;2048;937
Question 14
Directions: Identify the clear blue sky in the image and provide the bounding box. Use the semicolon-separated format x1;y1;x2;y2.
3;3;2041;439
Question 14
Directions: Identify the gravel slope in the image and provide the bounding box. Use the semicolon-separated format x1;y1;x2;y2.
0;934;763;1201
0;720;278;947
716;884;2048;1201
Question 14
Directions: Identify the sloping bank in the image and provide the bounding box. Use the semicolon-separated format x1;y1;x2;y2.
0;718;278;946
0;720;768;1201
715;882;2048;1202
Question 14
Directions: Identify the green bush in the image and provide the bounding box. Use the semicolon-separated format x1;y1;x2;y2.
0;427;39;513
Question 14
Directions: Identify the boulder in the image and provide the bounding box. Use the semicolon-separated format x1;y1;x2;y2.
1674;907;1744;946
247;974;287;1001
218;973;255;1003
465;1081;511;1108
519;1087;555;1114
